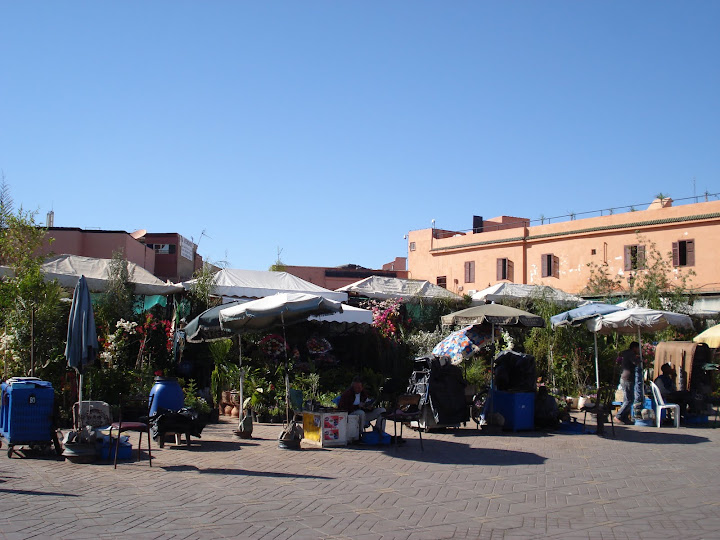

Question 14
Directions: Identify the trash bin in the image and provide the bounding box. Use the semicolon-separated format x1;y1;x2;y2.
0;378;58;457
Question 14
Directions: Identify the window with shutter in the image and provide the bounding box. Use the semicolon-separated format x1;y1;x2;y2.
464;261;475;283
541;254;550;278
673;239;695;267
552;255;559;278
624;244;646;270
496;258;512;281
437;276;447;289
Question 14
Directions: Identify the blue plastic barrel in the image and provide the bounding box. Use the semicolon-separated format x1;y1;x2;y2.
149;377;184;416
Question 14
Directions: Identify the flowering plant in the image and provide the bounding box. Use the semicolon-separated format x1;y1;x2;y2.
307;336;331;355
100;319;138;367
365;298;404;340
641;342;656;366
259;334;288;357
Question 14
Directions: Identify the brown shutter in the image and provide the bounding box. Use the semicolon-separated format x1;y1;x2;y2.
552;255;559;278
496;258;503;281
541;254;549;278
686;240;695;266
464;261;475;283
672;242;679;266
637;245;646;269
507;260;514;282
624;245;632;271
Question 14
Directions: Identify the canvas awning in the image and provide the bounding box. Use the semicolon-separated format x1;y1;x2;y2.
182;268;347;303
36;254;184;295
337;276;462;301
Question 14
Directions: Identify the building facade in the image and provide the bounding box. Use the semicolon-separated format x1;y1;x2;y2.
284;260;408;291
406;198;720;303
41;227;203;282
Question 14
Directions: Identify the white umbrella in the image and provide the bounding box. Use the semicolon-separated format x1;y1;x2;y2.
587;307;694;407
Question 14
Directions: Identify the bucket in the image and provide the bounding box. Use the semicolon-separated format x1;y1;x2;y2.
149;377;184;416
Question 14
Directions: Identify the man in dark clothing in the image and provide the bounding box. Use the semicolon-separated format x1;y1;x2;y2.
616;342;640;425
654;363;691;417
338;377;386;432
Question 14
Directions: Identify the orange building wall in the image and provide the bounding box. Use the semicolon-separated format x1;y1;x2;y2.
408;200;720;296
43;228;155;273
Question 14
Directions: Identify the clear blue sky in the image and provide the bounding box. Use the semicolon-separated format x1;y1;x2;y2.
1;2;718;272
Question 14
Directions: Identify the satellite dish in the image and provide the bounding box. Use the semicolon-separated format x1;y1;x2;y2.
130;229;147;240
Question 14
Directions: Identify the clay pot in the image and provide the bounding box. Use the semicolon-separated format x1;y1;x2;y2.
231;405;240;417
224;405;233;416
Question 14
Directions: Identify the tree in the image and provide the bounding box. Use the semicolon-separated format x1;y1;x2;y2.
187;261;218;318
0;205;65;377
626;234;695;312
95;250;136;331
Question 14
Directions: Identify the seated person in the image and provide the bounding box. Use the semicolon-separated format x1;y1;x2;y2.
338;377;386;434
654;364;691;416
534;385;560;430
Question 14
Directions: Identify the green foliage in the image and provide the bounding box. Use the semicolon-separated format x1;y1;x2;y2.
95;251;135;330
183;379;211;413
187;262;218;318
405;327;446;359
582;262;623;299
627;234;695;312
0;206;66;377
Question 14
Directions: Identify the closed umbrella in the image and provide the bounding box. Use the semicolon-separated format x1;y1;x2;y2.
64;276;98;429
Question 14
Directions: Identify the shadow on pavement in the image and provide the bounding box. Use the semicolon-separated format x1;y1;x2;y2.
613;429;711;444
160;464;332;479
0;488;79;497
355;438;546;466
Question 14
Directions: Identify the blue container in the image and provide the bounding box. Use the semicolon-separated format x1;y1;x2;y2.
0;379;55;444
149;377;184;416
492;390;535;431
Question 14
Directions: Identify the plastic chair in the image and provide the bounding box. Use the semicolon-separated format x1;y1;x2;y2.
649;381;680;428
581;387;615;437
383;394;424;451
108;394;153;468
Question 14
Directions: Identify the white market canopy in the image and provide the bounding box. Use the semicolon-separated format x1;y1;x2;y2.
337;276;462;301
181;268;348;303
471;283;584;306
586;307;694;335
40;254;184;295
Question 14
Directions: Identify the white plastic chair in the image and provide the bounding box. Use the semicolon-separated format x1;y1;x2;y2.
649;381;680;428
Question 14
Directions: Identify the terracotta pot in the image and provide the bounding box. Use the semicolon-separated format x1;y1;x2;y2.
224;405;233;416
218;404;225;416
231;405;240;417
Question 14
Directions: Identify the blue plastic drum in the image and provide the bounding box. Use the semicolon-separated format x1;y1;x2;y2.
149;377;184;416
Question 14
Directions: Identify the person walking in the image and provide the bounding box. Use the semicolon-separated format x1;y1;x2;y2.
616;342;640;425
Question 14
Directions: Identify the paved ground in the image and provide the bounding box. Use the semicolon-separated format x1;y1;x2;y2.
1;414;720;540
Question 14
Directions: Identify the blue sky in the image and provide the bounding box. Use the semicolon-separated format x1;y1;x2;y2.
1;2;718;271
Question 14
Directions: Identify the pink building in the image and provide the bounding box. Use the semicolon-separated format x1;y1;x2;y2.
407;198;720;305
41;227;203;282
284;261;408;291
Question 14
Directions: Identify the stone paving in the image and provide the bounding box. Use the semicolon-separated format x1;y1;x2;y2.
1;415;720;539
